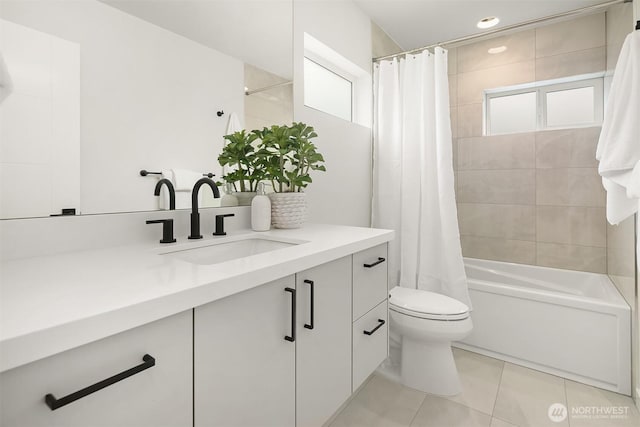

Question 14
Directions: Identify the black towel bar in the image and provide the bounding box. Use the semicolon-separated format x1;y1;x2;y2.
139;170;214;178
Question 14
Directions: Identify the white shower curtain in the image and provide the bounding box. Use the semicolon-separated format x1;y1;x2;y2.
372;48;471;308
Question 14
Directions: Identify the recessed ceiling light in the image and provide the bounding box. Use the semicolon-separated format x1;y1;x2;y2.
488;46;507;54
477;16;500;29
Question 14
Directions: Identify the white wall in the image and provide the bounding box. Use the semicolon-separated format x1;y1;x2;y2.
293;0;373;227
0;0;243;215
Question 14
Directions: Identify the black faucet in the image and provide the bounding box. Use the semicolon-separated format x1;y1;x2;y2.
154;179;175;210
213;213;235;236
189;178;221;239
146;219;177;243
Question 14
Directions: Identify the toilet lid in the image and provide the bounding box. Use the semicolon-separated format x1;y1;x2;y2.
389;286;469;318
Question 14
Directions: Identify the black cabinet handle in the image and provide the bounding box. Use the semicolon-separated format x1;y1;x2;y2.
363;319;386;336
285;287;296;342
303;280;314;330
45;354;156;411
363;257;386;268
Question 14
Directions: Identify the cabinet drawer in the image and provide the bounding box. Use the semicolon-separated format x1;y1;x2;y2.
353;243;388;321
0;311;192;427
352;300;388;391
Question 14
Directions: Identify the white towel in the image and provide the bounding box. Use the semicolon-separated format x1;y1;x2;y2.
157;169;173;210
596;30;640;225
172;168;202;191
0;52;14;105
226;112;243;134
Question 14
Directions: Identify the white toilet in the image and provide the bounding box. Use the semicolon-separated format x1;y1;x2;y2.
389;286;472;396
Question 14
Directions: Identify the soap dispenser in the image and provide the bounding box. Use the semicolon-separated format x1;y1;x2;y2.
220;183;239;207
251;183;271;231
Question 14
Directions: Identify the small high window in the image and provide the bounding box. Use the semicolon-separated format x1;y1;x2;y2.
485;76;603;135
303;57;352;121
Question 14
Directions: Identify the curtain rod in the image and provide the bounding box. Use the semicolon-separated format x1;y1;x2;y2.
374;0;630;62
245;81;292;96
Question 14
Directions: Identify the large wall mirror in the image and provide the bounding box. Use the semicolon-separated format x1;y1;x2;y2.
0;0;293;219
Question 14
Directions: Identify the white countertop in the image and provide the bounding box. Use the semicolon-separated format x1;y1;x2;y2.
0;224;393;373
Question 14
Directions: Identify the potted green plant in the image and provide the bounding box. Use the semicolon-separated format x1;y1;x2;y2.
218;130;265;205
257;122;326;228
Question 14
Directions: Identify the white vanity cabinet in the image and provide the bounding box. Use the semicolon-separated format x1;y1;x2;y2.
0;311;192;427
296;256;352;427
194;276;296;427
0;228;392;427
352;243;389;391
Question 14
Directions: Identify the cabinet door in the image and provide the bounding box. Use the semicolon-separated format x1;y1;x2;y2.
296;256;352;427
194;276;295;427
0;311;192;427
353;300;389;391
353;243;388;321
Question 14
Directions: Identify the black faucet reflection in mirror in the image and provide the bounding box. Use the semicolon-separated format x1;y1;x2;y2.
189;178;221;239
154;179;175;210
213;213;235;236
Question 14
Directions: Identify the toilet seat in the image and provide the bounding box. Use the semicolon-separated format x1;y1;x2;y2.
389;286;470;321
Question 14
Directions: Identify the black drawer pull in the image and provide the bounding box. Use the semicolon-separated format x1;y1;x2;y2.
304;280;314;330
285;287;296;342
363;257;386;268
45;354;156;410
363;319;386;336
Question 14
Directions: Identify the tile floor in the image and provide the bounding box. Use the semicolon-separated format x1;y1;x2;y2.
329;348;640;427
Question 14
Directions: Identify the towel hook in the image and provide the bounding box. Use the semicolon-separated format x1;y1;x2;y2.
216;110;224;117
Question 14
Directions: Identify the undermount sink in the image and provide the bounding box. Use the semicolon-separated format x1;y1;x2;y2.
162;237;300;265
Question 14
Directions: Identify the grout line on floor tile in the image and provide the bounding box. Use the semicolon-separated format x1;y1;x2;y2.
491;359;506;417
563;378;571;427
407;393;428;427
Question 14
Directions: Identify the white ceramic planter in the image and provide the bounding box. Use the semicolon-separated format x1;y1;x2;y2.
269;192;307;229
235;192;257;206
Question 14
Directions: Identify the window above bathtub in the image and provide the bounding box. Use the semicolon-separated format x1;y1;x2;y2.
484;74;604;136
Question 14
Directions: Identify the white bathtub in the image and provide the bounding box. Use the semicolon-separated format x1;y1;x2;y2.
456;257;631;395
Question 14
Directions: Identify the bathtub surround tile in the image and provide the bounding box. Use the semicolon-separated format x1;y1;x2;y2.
565;380;640;427
457;103;483;138
536;243;606;273
457;30;535;74
536;168;605;207
410;395;492;427
452;138;458;170
535;13;605;58
448;47;457;76
458;203;536;241
461;236;536;265
450;107;458;140
457;133;535;170
457;60;535;105
535;127;601;168
330;374;426;427
607;217;636;279
493;363;568;427
458;170;535;205
447;12;609;274
535;47;606;81
536;206;606;247
606;3;633;71
447;348;505;415
449;76;458;107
